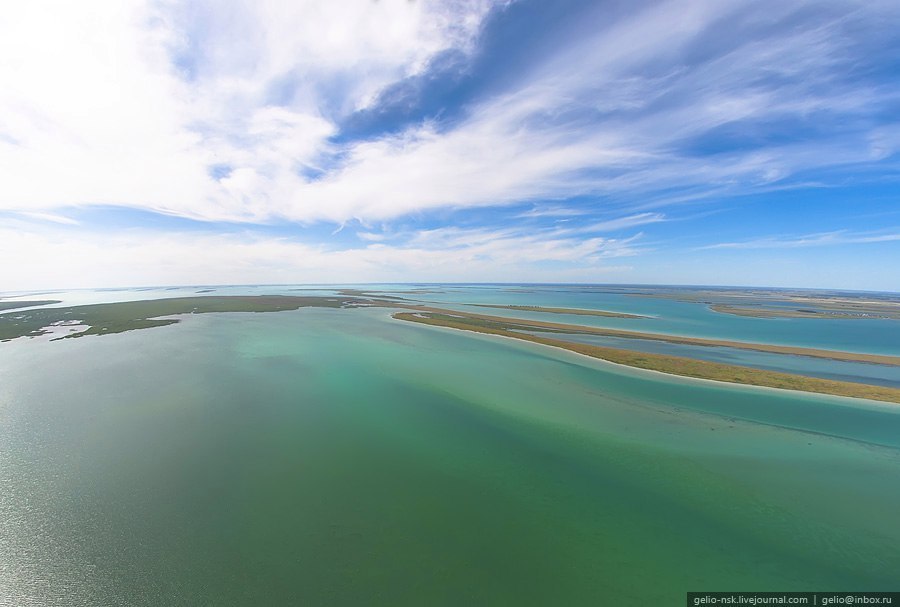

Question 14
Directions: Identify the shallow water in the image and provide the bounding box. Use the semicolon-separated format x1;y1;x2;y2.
6;283;897;354
401;285;900;354
540;331;900;388
1;287;899;605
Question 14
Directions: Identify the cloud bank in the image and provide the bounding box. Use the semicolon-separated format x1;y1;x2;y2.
1;0;898;290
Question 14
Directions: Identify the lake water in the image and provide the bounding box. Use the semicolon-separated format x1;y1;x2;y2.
1;285;899;605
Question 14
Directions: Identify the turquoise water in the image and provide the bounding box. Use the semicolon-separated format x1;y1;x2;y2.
9;283;898;354
540;332;900;388
1;287;899;605
402;285;900;355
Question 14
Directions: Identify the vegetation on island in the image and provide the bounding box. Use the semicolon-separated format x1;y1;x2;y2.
3;293;897;403
471;304;646;318
709;304;900;320
393;311;900;404
0;296;351;341
630;288;900;320
387;305;900;366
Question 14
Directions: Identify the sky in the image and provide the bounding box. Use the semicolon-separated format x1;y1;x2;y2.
1;0;899;292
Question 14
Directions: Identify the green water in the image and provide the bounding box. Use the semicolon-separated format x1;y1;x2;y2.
539;331;900;387
1;303;899;605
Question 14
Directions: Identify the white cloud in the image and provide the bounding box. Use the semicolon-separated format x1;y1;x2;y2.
0;0;501;221
257;0;900;223
0;222;640;291
16;211;80;226
700;230;900;250
0;0;898;292
575;213;666;233
2;0;892;226
515;205;590;219
0;1;207;212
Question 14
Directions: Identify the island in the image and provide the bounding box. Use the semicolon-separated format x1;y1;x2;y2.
0;299;62;311
709;304;900;320
471;304;646;318
392;309;900;403
626;287;900;320
0;296;351;341
2;294;897;403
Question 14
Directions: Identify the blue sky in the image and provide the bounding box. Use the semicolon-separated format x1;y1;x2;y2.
1;0;899;291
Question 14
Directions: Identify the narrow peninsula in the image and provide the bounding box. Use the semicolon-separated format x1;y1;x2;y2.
472;304;646;319
391;309;900;404
2;294;897;404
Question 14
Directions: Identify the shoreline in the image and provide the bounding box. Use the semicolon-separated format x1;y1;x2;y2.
470;304;646;319
392;311;900;404
394;310;900;410
387;305;900;366
0;295;353;341
3;294;897;403
709;304;899;320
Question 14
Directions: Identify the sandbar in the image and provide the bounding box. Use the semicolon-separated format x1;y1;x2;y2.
386;305;900;366
393;311;900;403
472;304;646;319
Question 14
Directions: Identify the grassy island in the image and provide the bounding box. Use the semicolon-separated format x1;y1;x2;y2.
0;295;353;341
631;288;900;320
3;294;897;403
472;304;646;318
392;310;900;403
710;304;900;320
389;305;900;366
